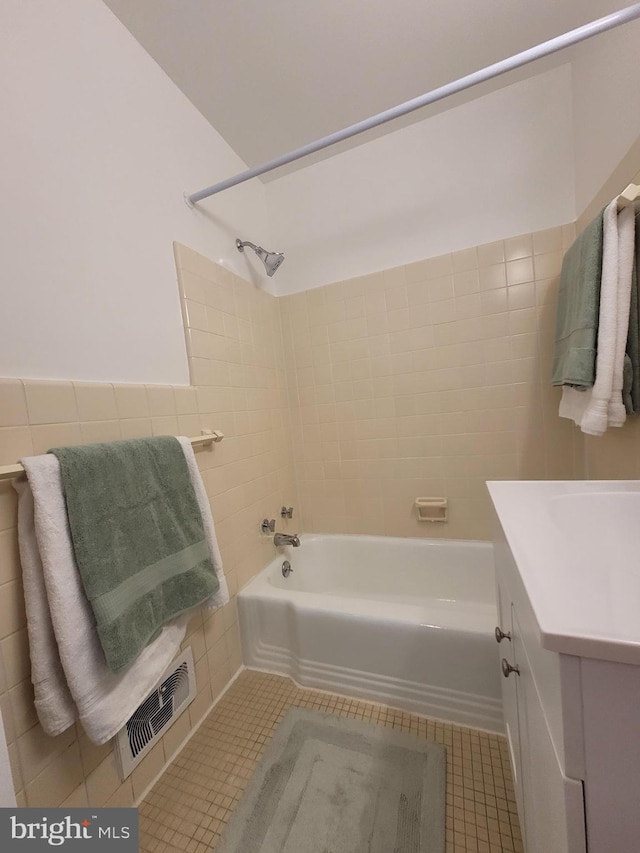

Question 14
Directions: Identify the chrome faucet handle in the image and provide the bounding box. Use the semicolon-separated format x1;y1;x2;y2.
280;506;294;519
261;518;276;533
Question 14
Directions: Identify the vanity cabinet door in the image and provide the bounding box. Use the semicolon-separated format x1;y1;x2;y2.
513;607;586;853
496;580;525;833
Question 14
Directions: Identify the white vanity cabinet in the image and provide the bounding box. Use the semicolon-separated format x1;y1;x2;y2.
494;530;586;853
489;480;640;853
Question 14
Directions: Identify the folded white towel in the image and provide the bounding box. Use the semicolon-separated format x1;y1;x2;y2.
15;478;77;736
15;438;227;744
607;203;636;427
580;200;620;435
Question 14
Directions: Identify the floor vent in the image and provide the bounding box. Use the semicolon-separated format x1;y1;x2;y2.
115;647;196;781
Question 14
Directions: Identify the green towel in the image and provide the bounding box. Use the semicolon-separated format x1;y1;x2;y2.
624;216;640;413
50;436;219;671
551;209;605;388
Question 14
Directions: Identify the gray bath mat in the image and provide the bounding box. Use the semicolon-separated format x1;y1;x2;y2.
214;707;446;853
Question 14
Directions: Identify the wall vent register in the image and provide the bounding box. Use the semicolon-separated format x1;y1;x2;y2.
115;647;196;780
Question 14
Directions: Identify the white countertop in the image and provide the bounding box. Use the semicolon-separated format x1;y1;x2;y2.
487;480;640;666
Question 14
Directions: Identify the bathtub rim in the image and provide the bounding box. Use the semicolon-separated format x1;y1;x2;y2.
268;530;495;555
240;532;497;635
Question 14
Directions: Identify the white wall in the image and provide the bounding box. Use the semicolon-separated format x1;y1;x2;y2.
571;19;640;215
0;0;272;385
6;1;634;380
267;65;576;294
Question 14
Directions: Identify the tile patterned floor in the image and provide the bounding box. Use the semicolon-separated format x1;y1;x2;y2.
139;670;522;853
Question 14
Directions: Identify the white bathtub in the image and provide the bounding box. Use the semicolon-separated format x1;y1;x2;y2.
238;534;503;732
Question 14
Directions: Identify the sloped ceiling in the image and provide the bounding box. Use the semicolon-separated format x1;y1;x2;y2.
102;0;627;176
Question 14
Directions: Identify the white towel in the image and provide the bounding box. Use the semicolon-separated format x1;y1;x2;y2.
558;385;590;424
15;438;227;744
15;478;77;736
578;200;620;434
607;203;636;427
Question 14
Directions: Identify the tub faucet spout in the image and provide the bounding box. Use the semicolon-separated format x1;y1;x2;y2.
274;532;301;547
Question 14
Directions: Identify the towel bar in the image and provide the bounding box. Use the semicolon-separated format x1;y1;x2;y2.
0;430;224;482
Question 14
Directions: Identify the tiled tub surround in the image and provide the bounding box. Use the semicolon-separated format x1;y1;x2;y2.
0;227;590;810
281;225;582;540
0;248;298;807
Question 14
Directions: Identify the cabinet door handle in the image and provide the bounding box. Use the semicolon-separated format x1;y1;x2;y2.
495;626;512;643
501;658;520;678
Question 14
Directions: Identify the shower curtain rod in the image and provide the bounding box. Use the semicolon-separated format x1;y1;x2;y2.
185;2;640;206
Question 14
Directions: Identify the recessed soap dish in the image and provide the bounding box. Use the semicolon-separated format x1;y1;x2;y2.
414;497;448;522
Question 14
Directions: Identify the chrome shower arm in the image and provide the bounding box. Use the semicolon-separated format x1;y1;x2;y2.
236;237;285;277
236;239;259;254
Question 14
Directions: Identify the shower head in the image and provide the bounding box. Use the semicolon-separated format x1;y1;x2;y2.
236;238;285;277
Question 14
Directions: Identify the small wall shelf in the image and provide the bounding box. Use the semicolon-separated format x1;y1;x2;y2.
414;497;448;522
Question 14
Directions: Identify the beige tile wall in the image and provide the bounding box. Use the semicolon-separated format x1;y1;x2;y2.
582;417;640;478
281;225;582;540
0;243;297;807
0;227;599;809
